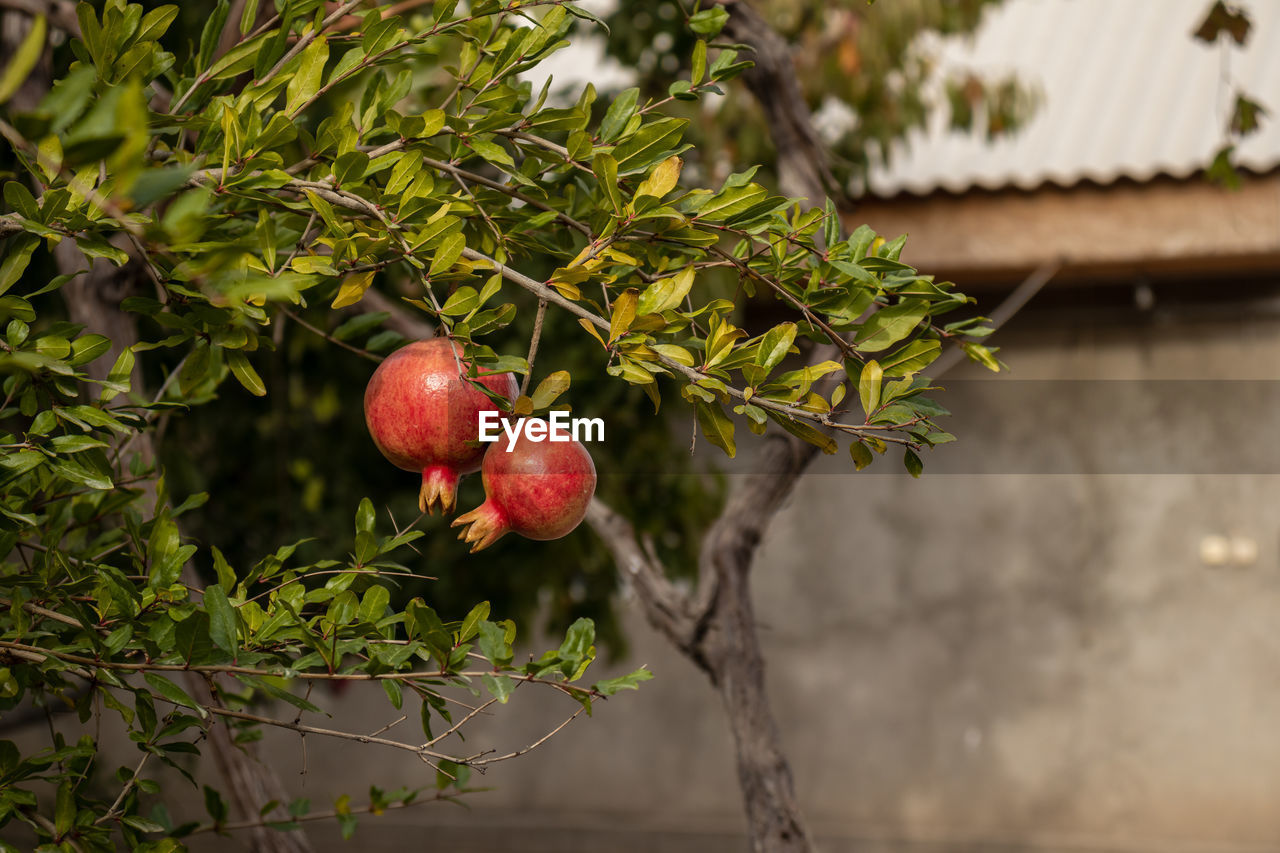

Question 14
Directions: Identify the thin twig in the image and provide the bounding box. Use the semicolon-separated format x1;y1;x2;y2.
519;299;548;396
279;306;381;363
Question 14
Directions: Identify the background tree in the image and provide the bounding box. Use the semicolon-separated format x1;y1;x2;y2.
0;2;1006;852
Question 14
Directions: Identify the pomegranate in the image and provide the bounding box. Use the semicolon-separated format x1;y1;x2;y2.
451;421;597;552
364;338;517;515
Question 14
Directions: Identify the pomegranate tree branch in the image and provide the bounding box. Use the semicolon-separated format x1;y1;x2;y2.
584;498;714;675
185;788;464;837
520;298;548;396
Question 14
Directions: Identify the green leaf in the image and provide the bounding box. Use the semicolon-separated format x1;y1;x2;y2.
178;342;210;396
0;234;39;296
855;299;928;353
0;14;45;106
880;339;940;378
359;585;389;624
904;448;923;478
634;154;682;199
144;673;207;718
212;546;235;590
591;153;622;213
695;401;735;458
197;0;230;71
204;584;238;654
688;7;729;36
476;619;512;665
481;673;514;703
203;784;228;823
691;39;707;86
440;285;479;316
599;87;638;142
355;497;375;534
382;678;403;710
225;350;266;397
849;441;873;471
613;118;687;173
208;35;265;80
558;617;595;662
238;0;259;35
285;35;329;115
458;601;489;642
755;322;797;372
429;232;465;278
48;435;107;454
467;137;514;170
767;411;838;454
54;781;74;837
334;151;370;186
68;334;111;366
122;815;166;834
303;189;344;236
593;667;653;696
53;458;114;490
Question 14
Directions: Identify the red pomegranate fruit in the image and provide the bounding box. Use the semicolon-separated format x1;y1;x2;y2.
451;421;597;552
364;338;517;515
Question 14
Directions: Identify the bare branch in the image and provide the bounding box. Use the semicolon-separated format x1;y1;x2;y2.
584;498;713;674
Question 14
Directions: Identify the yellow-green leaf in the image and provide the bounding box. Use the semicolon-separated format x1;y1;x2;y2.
609;288;639;343
303;189;344;235
651;344;694;366
225;350;266;396
578;318;608;349
285;35;328;115
0;15;45;106
858;359;883;417
635;155;682;200
636;265;694;315
850;441;873;470
531;370;571;410
331;270;375;309
695;401;736;458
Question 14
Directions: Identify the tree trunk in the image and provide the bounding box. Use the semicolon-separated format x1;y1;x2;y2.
700;435;819;852
712;561;811;852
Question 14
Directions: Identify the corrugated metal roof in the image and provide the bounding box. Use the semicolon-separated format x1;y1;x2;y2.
864;0;1280;198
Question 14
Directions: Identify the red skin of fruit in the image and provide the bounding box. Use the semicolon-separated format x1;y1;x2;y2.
363;338;517;515
451;422;597;552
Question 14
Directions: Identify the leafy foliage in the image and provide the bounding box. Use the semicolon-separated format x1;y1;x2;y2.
596;0;1039;193
0;0;997;846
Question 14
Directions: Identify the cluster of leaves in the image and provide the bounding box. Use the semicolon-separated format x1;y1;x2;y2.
1194;0;1269;188
0;0;998;846
595;0;1039;192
